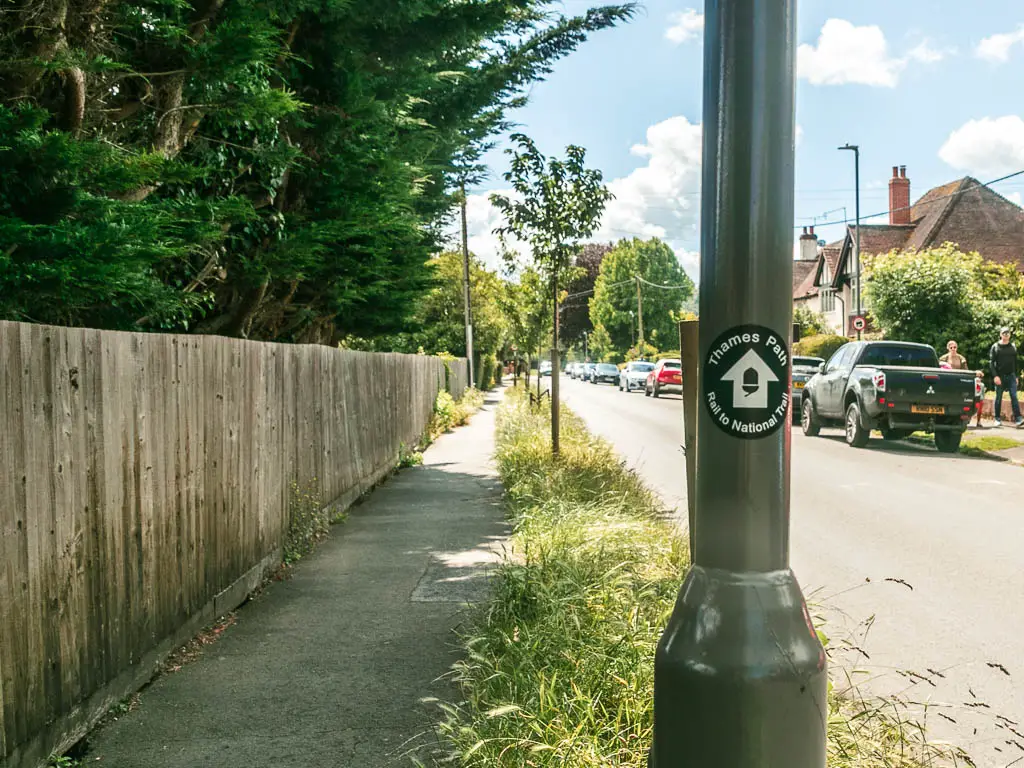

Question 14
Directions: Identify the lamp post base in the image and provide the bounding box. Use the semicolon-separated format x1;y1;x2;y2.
649;565;827;768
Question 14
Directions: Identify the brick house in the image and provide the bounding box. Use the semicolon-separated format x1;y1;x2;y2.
794;166;1024;335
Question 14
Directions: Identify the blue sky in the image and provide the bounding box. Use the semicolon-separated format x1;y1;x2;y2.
461;0;1024;277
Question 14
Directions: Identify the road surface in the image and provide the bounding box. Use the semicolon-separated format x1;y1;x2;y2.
551;373;1024;767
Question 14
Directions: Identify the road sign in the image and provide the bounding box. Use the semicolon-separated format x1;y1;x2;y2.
852;315;866;332
704;325;789;437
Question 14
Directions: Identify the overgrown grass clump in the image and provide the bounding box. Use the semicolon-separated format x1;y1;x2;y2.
437;385;967;767
431;387;486;438
283;481;328;564
436;386;684;765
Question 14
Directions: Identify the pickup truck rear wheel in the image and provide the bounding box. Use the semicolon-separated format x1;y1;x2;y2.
801;398;821;436
845;402;870;448
934;431;963;453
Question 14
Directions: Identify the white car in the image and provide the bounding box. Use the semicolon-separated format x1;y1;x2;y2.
539;360;552;377
619;361;655;392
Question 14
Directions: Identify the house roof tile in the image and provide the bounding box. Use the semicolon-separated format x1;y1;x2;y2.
814;176;1024;292
793;259;816;295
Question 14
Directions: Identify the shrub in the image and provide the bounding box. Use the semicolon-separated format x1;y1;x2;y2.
794;305;830;337
431;390;458;434
795;333;849;361
429;387;485;438
284;482;328;564
864;245;1024;374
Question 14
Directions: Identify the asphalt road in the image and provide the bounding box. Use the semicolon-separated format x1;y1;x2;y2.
551;373;1024;767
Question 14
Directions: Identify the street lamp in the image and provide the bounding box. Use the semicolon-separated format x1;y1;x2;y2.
649;1;827;765
838;143;862;339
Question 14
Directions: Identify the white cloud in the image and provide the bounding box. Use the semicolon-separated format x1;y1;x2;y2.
906;40;947;64
455;116;705;280
1008;191;1023;208
459;188;524;272
665;9;704;44
976;25;1024;62
797;19;943;87
796;124;804;147
938;116;1024;177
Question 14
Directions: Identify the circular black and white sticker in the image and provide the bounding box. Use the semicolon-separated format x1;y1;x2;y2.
703;324;790;439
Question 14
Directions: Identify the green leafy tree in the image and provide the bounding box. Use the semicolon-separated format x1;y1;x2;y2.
491;134;611;451
794;306;830;338
502;266;550;379
561;242;614;345
0;0;635;342
490;138;612;351
587;323;615;362
865;244;1024;373
408;252;509;361
589;237;694;360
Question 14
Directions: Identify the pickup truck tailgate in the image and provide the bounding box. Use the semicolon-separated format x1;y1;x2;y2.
879;366;975;408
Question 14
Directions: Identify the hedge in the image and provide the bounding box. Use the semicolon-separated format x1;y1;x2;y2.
793;334;849;361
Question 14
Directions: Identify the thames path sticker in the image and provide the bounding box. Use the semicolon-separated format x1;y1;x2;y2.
703;324;789;439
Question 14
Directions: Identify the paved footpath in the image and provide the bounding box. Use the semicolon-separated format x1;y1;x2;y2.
89;388;509;768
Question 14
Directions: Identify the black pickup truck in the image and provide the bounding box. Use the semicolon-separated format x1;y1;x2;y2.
800;341;981;452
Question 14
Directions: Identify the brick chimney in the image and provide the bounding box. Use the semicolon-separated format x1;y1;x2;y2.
889;165;911;225
798;226;818;261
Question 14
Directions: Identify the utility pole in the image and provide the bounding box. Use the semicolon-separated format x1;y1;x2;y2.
629;310;636;349
650;1;827;767
636;275;644;350
551;269;560;456
460;181;475;386
583;330;588;361
839;144;861;339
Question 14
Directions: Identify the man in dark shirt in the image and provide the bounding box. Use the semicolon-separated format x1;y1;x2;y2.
989;326;1022;427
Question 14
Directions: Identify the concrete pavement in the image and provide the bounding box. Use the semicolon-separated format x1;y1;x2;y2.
87;389;509;768
559;373;1024;768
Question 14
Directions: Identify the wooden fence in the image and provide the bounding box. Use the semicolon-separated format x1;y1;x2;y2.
0;321;468;767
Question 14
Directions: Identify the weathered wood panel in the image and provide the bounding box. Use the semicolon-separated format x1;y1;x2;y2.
0;321;463;767
447;358;470;401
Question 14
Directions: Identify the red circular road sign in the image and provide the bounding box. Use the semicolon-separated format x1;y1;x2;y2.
852;316;866;332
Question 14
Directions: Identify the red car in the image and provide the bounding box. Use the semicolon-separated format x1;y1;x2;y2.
645;358;682;397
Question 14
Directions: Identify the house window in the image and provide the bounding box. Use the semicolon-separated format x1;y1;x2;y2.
821;289;835;312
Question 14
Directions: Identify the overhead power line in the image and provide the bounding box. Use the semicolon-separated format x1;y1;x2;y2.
796;168;1024;231
636;275;691;290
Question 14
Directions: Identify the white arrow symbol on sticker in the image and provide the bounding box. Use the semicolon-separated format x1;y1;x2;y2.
721;349;778;409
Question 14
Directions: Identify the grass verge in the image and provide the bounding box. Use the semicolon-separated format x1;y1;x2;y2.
906;431;1023;458
436;384;968;767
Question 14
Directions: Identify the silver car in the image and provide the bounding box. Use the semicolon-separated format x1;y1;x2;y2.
619;361;655;392
791;355;824;419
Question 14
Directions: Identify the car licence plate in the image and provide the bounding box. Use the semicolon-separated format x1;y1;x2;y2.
793;381;805;389
911;404;945;415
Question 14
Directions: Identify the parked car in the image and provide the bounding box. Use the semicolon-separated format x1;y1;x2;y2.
539;360;552;377
645;359;682;397
619;361;655;392
590;363;620;384
790;355;825;420
801;340;980;452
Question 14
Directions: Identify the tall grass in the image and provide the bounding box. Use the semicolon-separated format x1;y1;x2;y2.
435;385;969;767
